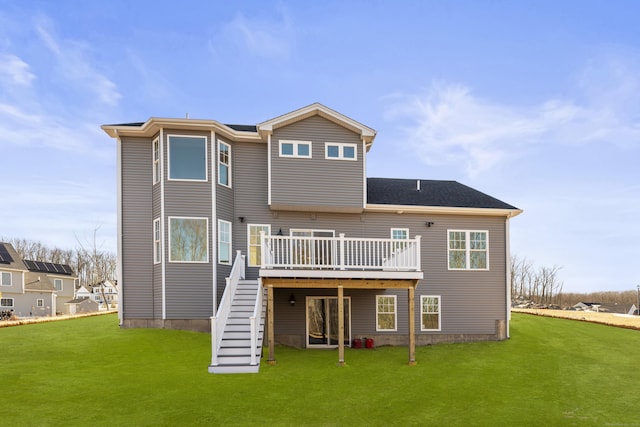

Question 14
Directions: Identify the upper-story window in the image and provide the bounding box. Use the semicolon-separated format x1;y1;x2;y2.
168;135;207;181
218;140;231;187
448;230;489;270
54;279;63;291
169;217;209;263
1;272;11;286
279;140;312;158
325;142;357;160
152;137;160;184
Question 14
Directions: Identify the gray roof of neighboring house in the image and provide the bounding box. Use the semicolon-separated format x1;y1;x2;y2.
66;297;93;304
24;273;56;292
366;178;519;210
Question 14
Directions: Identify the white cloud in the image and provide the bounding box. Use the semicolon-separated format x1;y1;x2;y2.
385;56;640;178
215;7;295;60
0;53;35;86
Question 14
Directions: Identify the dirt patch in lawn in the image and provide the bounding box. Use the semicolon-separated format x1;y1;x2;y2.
513;308;640;331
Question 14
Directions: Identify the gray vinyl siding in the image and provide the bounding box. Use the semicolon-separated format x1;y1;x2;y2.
152;138;162;319
215;136;234;304
270;115;364;212
121;137;154;318
163;130;213;319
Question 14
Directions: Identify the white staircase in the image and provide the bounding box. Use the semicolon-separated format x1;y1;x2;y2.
209;279;266;374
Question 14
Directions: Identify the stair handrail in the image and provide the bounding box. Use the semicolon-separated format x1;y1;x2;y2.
249;277;263;366
210;250;245;367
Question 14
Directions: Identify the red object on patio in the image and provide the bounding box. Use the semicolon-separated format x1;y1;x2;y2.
352;339;362;349
365;338;374;349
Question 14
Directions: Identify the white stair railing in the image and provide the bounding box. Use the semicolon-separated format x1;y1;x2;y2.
249;277;263;366
210;250;245;367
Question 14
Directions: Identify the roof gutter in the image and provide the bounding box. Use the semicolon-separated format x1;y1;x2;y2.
365;204;523;218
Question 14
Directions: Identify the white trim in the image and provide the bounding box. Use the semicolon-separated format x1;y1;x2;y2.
447;230;489;271
217;139;232;188
420;295;441;331
324;142;357;161
505;218;511;338
375;294;397;331
168;216;210;263
279;140;312;158
366;203;522;218
160;129;166;319
153;218;161;264
217;219;232;265
211;130;217;315
167;134;208;182
116;136;123;325
247;224;271;267
361;138;367;209
267;134;272;206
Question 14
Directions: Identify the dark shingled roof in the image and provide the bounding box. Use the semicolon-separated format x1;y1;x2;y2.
104;122;145;127
225;124;257;132
367;178;518;210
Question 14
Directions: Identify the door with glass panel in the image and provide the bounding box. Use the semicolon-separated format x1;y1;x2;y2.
306;296;350;347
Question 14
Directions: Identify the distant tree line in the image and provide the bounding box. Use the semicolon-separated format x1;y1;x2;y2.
511;255;638;308
1;235;116;288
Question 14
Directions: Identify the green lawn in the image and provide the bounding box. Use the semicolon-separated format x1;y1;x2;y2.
2;313;638;426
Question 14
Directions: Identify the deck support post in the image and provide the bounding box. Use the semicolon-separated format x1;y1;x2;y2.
338;285;345;366
408;286;416;365
267;284;276;365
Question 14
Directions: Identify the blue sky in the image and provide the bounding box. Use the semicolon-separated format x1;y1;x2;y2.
1;1;639;293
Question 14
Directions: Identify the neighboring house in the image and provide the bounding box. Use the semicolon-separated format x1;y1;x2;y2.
88;280;119;309
0;242;77;317
102;103;522;373
66;297;100;315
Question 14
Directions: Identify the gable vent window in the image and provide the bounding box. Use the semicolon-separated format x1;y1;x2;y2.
279;140;312;158
325;142;357;161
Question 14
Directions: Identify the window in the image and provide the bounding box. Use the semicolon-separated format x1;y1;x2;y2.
279;140;312;158
169;217;209;263
218;140;231;187
1;272;11;286
168;135;207;181
37;299;44;308
376;295;397;331
152;137;160;184
0;298;13;307
153;218;161;264
218;220;232;265
248;224;270;267
448;230;488;270
54;279;62;291
421;296;441;331
325;142;357;160
391;228;409;251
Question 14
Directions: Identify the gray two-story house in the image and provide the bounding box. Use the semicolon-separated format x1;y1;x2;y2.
102;103;521;373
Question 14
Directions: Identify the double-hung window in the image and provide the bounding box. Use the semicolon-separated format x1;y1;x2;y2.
0;272;11;286
279;140;311;158
218;220;232;265
376;295;397;331
37;298;44;308
248;224;270;267
168;135;207;181
152;137;160;184
54;279;62;291
218;140;231;187
448;230;488;270
421;296;441;331
153;218;161;264
169;217;209;263
325;142;357;160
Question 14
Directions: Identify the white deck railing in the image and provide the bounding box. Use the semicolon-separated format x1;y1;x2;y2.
261;233;421;272
210;250;245;366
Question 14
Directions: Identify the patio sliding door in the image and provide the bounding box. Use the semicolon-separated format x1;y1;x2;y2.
306;296;350;347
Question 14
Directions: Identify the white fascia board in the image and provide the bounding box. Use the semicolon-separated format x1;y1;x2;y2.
365;204;523;218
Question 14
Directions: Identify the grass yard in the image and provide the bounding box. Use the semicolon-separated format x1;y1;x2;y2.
2;313;639;426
